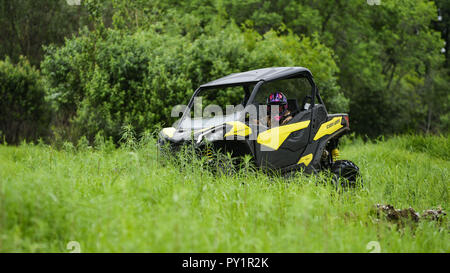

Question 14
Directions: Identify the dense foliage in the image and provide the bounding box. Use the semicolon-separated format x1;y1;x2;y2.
0;57;50;144
0;0;448;143
0;0;90;67
41;24;343;142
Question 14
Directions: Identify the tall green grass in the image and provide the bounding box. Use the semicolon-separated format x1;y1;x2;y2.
0;135;448;252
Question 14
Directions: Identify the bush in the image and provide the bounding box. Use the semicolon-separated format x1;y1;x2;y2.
401;134;450;161
0;57;51;144
42;29;192;142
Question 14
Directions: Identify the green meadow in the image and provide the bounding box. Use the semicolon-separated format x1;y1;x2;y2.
0;135;448;252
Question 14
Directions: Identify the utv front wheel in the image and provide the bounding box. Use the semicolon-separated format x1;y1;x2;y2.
331;160;362;188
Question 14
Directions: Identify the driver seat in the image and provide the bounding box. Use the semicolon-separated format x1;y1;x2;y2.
287;99;300;115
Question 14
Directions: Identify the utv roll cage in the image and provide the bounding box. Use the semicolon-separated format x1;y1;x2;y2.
178;67;326;127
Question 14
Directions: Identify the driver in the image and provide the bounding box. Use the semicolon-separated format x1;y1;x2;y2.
264;92;293;128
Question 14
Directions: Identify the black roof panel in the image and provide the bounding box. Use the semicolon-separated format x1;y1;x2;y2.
200;67;311;88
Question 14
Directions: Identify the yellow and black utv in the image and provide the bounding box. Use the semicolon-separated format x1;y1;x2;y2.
159;67;362;186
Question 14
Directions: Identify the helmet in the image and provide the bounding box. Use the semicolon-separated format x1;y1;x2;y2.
267;92;288;117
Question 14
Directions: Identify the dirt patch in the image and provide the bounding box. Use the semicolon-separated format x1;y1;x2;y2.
421;208;447;222
374;204;446;224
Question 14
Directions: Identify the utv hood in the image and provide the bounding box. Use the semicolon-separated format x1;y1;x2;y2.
159;113;252;144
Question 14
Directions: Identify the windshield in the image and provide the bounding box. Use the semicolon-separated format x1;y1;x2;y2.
175;84;253;129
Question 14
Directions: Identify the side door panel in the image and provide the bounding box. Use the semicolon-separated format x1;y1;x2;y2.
295;104;329;171
254;110;312;169
309;104;328;143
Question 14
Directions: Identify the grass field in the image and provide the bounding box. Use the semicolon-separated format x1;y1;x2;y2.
0;135;448;252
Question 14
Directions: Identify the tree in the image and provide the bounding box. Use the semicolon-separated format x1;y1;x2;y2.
0;0;89;66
